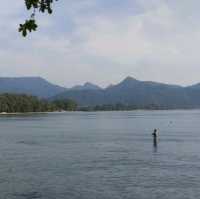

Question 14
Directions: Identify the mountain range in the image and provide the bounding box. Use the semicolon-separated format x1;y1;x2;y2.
0;76;200;109
52;76;200;109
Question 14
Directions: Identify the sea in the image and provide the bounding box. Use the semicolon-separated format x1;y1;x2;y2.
0;110;200;199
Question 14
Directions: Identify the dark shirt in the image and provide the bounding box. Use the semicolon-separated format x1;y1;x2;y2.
152;132;157;138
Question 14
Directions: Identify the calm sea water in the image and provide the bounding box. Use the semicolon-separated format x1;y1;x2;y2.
0;110;200;199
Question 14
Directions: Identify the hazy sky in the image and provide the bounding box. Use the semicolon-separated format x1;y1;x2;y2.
1;0;200;87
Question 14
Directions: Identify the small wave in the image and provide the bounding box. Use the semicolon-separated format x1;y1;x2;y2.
17;140;40;146
13;191;42;199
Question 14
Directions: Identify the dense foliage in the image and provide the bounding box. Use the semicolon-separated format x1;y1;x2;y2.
19;0;58;36
0;94;77;113
53;99;78;111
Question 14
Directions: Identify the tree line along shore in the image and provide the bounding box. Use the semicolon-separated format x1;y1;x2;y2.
0;93;186;114
0;94;77;113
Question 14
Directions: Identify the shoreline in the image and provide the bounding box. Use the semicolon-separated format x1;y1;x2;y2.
0;111;67;115
0;109;200;115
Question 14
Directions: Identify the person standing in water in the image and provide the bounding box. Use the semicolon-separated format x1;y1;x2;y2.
152;129;158;148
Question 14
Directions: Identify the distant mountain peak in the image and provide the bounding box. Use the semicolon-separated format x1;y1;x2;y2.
71;82;102;90
123;76;138;82
118;76;139;86
84;82;96;87
83;82;102;90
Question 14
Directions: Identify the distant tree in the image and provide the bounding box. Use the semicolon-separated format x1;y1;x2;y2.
19;0;58;37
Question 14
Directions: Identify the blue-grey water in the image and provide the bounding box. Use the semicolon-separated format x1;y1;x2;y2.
0;110;200;199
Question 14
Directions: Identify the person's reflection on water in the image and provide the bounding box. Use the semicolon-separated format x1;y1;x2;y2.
152;129;158;151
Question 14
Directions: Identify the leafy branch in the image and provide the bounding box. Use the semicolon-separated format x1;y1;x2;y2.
19;0;58;37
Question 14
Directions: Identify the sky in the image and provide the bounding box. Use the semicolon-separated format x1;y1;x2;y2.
1;0;200;88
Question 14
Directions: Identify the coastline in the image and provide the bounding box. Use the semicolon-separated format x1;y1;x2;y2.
0;108;200;115
0;111;67;115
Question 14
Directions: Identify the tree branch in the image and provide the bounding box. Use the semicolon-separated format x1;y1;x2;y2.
19;0;58;37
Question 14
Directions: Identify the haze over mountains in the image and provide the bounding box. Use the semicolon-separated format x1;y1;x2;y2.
0;76;200;109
